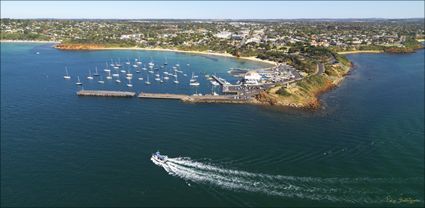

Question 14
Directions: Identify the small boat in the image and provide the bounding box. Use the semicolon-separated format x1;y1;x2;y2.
104;62;111;72
64;67;71;79
115;79;121;83
133;64;138;68
211;80;220;86
126;58;131;65
106;72;113;80
142;67;147;71
163;76;169;80
155;77;160;81
190;73;196;82
211;85;218;96
35;52;40;55
164;57;168;65
112;73;119;77
189;72;200;86
190;81;200;86
155;74;160;77
75;76;82;85
174;75;179;84
138;77;143;81
183;74;187;77
127;79;133;87
148;70;154;74
120;70;126;73
126;71;133;77
93;67;100;76
98;77;105;84
151;151;168;163
116;58;122;67
175;64;180;67
87;69;94;80
145;75;151;85
126;76;132;80
148;61;154;68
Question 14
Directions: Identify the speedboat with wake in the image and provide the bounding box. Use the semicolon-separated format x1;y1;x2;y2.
151;151;168;163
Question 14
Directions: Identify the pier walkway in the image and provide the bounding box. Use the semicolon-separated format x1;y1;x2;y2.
138;92;252;104
77;90;136;97
138;92;189;100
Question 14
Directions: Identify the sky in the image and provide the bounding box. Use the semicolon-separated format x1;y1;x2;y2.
1;1;424;19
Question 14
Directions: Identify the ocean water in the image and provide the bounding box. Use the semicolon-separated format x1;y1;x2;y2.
1;43;424;207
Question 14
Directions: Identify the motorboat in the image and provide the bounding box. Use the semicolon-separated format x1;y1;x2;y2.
151;151;168;163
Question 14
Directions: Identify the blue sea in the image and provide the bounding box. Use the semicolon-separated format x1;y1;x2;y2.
1;43;424;207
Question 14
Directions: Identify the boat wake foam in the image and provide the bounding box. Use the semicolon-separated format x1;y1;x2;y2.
151;157;423;205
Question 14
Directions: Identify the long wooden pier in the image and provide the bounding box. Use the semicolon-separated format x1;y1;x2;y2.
77;90;136;97
138;92;252;104
138;92;189;100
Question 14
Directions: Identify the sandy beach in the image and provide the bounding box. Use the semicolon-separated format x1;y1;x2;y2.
54;44;278;66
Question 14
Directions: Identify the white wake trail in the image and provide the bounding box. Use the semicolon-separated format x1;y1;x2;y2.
152;157;423;205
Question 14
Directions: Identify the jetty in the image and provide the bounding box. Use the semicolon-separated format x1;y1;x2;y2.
138;92;189;100
77;90;135;97
138;92;253;104
211;75;241;94
211;75;227;86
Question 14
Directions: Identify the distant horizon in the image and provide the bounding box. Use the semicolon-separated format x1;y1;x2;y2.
2;17;424;21
1;1;424;19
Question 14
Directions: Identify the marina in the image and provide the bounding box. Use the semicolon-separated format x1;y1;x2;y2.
66;56;305;105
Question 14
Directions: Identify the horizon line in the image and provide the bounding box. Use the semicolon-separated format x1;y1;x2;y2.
2;17;424;20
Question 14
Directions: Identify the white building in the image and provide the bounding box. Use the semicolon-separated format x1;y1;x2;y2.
244;71;262;85
214;31;232;39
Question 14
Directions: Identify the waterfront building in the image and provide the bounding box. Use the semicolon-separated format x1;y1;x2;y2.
243;71;262;85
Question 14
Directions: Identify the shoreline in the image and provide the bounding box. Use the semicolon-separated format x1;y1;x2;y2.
54;44;277;66
0;39;60;43
337;50;384;55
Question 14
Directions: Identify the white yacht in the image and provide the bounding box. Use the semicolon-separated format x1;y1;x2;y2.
173;74;179;84
75;76;82;85
98;76;105;84
145;75;151;85
104;62;111;72
127;79;133;87
63;67;71;79
93;67;100;76
106;71;112;80
87;69;94;80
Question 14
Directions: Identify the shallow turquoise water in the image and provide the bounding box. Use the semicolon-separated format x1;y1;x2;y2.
1;43;424;207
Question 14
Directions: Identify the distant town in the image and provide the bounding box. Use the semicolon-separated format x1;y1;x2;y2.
1;18;424;108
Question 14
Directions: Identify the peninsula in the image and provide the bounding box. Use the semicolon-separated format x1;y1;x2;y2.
2;18;424;109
